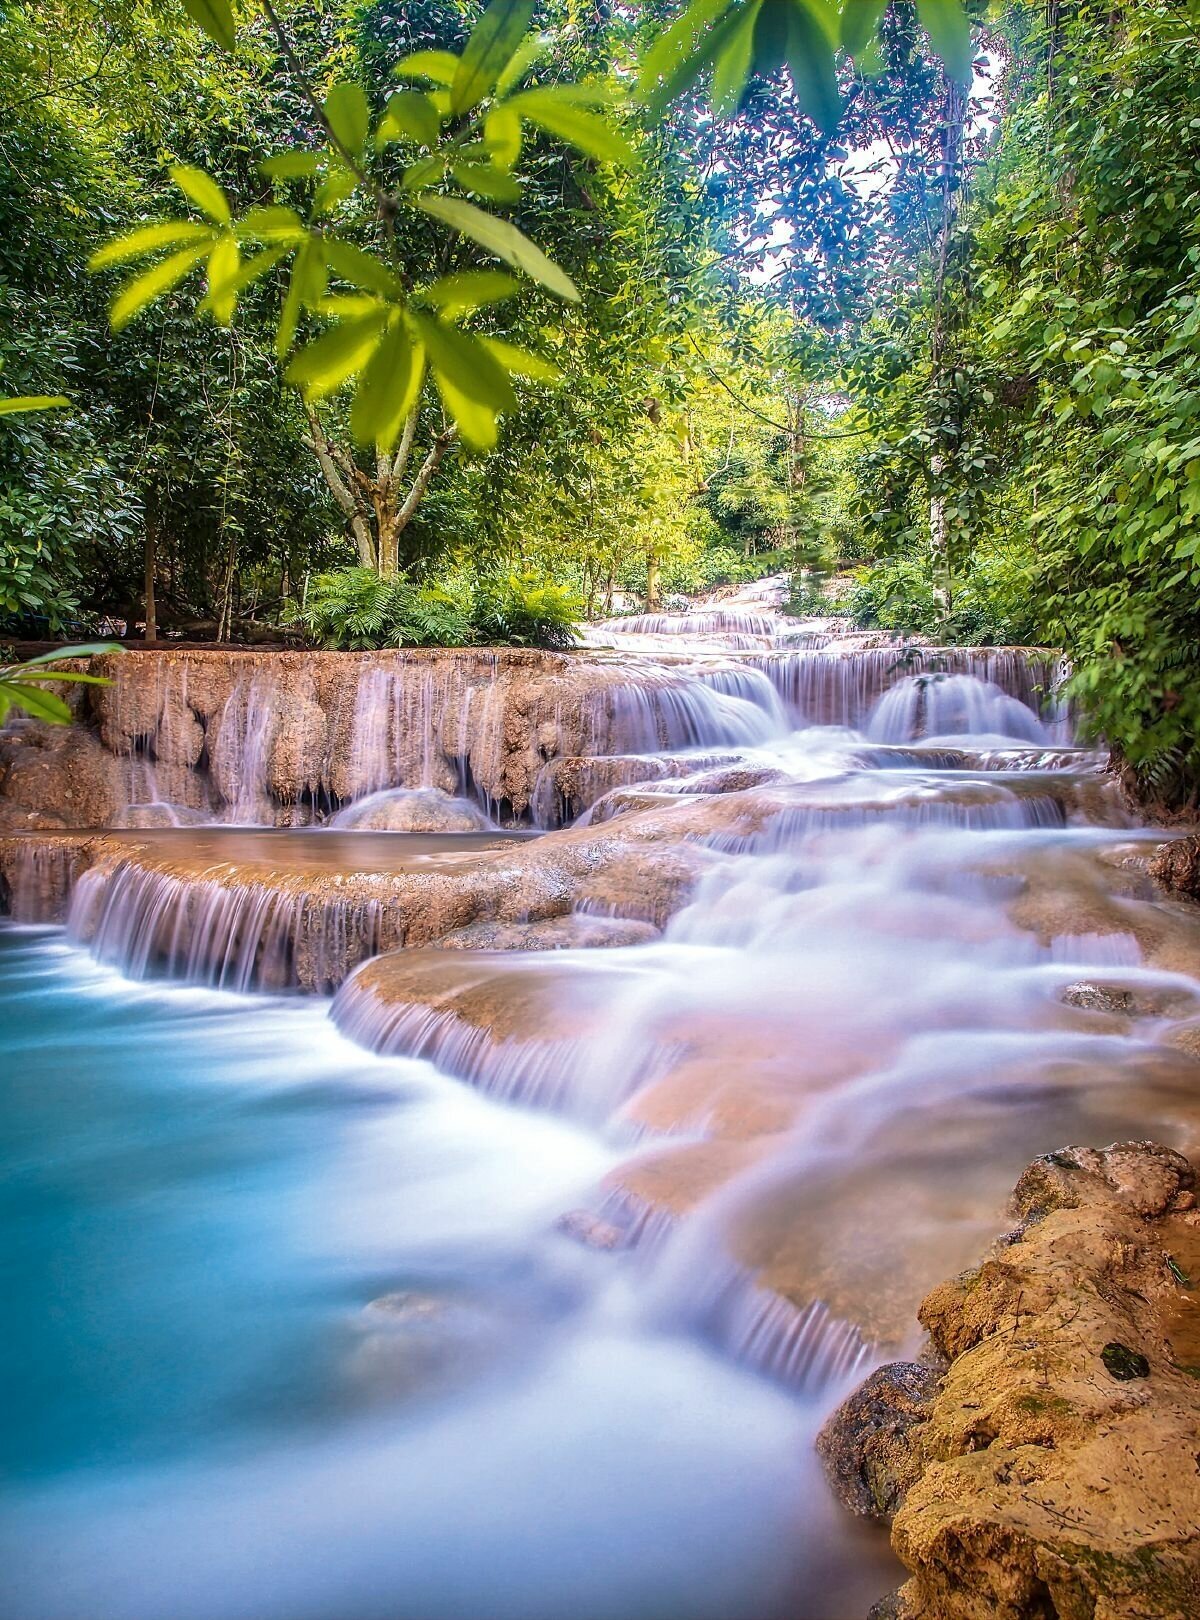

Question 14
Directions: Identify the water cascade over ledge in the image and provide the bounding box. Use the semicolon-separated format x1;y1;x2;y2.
3;594;1198;1620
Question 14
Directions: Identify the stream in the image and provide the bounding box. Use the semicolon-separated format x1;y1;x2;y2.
3;590;1199;1619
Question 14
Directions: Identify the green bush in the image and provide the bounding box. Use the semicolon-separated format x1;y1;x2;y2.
846;552;1038;647
298;568;580;652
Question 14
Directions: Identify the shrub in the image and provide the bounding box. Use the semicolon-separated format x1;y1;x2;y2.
471;574;581;649
298;568;580;652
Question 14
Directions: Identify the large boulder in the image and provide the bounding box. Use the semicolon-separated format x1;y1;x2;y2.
826;1141;1200;1620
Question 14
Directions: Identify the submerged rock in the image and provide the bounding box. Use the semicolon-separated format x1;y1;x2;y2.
826;1140;1200;1620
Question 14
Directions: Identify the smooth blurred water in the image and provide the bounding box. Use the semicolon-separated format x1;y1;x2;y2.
0;926;893;1620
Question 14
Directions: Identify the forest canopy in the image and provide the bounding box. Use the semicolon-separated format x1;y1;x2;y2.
2;0;1199;800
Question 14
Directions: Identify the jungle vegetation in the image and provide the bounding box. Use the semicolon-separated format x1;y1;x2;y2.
1;1;1197;799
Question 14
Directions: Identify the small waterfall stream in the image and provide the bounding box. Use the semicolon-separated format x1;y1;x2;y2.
2;592;1197;1620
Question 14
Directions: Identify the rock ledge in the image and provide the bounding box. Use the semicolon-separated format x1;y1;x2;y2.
820;1140;1200;1620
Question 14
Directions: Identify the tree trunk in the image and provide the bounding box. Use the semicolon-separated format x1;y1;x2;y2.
143;517;158;645
646;551;662;611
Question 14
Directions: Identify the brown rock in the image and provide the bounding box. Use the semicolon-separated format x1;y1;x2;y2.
817;1361;943;1523
1150;835;1200;899
849;1140;1200;1620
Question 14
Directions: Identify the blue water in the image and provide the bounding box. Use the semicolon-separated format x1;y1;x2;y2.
0;925;891;1620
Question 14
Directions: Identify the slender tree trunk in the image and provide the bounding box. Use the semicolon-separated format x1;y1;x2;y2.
143;515;158;645
646;551;662;611
928;78;967;612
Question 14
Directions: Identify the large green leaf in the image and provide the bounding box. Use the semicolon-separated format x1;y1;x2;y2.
422;269;521;316
636;0;733;103
0;395;70;416
170;164;231;225
503;89;636;166
451;0;535;116
323;240;406;297
451;161;523;203
261;151;323;180
409;312;517;412
479;336;561;383
350;318;425;450
324;82;370;157
839;0;889;55
203;235;242;323
236;206;306;243
430;377;499;452
277;238;326;358
90;221;214;270
110;243;210;330
414;194;579;303
200;243;290;320
484;105;523;170
0;682;73;724
916;0;973;85
711;0;762;116
12;643;123;667
494;29;553;97
179;0;236;52
393;50;461;87
376;91;441;149
784;0;842;134
286;310;388;400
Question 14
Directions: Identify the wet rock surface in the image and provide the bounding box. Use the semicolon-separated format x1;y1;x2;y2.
1150;834;1200;899
826;1141;1200;1620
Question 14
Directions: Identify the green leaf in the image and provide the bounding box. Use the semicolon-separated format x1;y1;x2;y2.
413;194;579;302
479;336;561;383
313;164;360;215
840;0;888;55
484;105;523;169
430;380;498;451
179;0;236;52
285;310;388;400
637;0;733;103
451;0;535;116
376;91;441;149
324;82;370;157
711;0;762;116
236;206;306;243
494;29;553;97
422;270;521;316
400;154;446;193
503;89;637;165
323;240;406;297
0;682;73;723
783;1;841;135
110;243;210;330
203;235;241;323
409;312;516;411
11;642;123;666
90;221;214;270
916;0;973;85
451;162;524;203
261;151;323;180
170;164;231;225
200;243;289;319
277;239;326;359
0;395;70;416
349;318;425;449
393;50;460;87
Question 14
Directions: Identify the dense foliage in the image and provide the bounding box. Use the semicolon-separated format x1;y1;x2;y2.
9;0;1200;807
298;563;580;648
843;1;1200;802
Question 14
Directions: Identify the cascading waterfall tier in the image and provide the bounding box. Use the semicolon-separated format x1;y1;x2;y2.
0;641;1067;832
